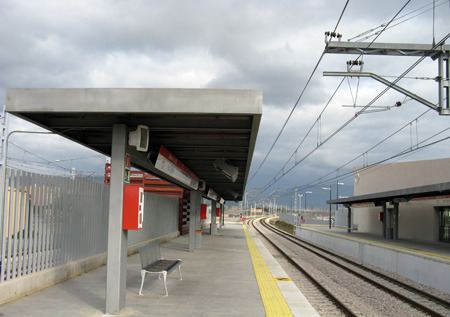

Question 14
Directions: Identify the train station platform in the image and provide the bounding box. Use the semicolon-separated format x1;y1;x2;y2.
296;224;450;295
0;222;315;316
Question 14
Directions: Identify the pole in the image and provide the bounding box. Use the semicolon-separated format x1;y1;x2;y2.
347;206;352;233
105;124;128;314
329;187;332;229
336;180;339;211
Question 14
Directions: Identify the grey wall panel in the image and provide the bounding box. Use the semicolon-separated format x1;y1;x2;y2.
128;193;179;245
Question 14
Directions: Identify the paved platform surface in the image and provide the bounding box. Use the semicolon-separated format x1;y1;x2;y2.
303;224;450;262
0;223;266;316
0;222;318;317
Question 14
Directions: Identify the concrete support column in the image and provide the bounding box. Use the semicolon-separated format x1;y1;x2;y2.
218;203;223;229
189;190;198;251
105;124;128;314
221;204;225;226
346;206;352;233
189;190;202;250
385;205;395;240
195;194;202;248
382;203;387;239
393;202;399;240
210;200;217;235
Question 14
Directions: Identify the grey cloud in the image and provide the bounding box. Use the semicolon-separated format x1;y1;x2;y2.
0;0;449;204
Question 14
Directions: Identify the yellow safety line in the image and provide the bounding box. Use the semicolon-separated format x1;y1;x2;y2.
301;224;450;262
243;224;293;317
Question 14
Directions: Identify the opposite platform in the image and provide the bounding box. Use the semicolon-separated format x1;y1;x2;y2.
297;224;450;295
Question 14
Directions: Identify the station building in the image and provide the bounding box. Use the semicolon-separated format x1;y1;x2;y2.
349;157;450;243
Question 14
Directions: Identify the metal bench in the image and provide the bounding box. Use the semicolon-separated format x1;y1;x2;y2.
138;240;182;296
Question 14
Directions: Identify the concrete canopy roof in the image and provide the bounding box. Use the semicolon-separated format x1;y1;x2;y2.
5;88;262;201
328;181;450;206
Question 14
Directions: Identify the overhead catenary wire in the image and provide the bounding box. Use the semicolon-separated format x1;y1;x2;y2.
260;30;450;194
347;0;447;42
259;0;414;194
267;125;450;201
8;142;74;172
304;126;450;192
301;106;431;187
249;0;350;181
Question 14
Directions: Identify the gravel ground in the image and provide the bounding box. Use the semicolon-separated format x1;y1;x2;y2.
254;221;431;317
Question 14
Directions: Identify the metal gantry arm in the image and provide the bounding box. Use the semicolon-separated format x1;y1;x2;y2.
324;41;450;57
323;40;450;115
323;71;439;112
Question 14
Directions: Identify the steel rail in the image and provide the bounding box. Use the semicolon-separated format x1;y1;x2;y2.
249;218;358;317
260;218;450;317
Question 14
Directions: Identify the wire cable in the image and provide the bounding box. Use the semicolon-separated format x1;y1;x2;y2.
296;125;450;193
348;0;447;42
249;0;350;181
260;30;449;194
295;106;431;188
259;0;414;194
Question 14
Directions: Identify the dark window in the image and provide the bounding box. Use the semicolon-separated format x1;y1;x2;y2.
439;207;450;243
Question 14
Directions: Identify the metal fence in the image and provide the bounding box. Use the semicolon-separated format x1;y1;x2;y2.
0;168;109;282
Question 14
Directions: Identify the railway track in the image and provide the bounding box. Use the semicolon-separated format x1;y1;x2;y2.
250;217;450;317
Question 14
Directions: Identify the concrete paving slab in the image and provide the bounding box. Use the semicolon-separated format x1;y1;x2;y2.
0;223;264;317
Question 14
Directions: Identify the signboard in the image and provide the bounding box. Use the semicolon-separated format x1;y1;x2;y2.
154;146;199;190
207;188;218;201
200;204;207;220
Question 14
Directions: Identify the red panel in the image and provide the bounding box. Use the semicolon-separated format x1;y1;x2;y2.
200;204;207;220
216;207;220;217
104;163;111;185
123;185;144;230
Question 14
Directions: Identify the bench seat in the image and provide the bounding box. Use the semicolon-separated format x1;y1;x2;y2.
143;259;181;273
138;241;182;296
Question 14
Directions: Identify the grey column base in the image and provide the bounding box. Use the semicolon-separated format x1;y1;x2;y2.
195;231;202;248
211;223;217;235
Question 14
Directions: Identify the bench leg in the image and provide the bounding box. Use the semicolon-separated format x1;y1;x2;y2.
178;265;182;280
139;270;146;295
162;271;168;296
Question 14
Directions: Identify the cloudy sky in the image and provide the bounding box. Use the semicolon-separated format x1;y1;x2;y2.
1;0;449;207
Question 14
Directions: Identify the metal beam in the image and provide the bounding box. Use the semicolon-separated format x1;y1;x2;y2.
323;71;439;112
325;41;450;57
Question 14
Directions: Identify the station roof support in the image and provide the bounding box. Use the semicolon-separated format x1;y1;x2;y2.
5;88;262;200
327;181;450;207
324;40;450;115
5;88;262;314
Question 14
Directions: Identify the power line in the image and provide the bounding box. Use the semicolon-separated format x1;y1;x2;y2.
260;30;449;194
259;0;414;194
296;125;450;193
8;141;73;173
54;155;104;163
348;0;447;42
249;0;350;181
296;106;431;188
265;127;450;203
